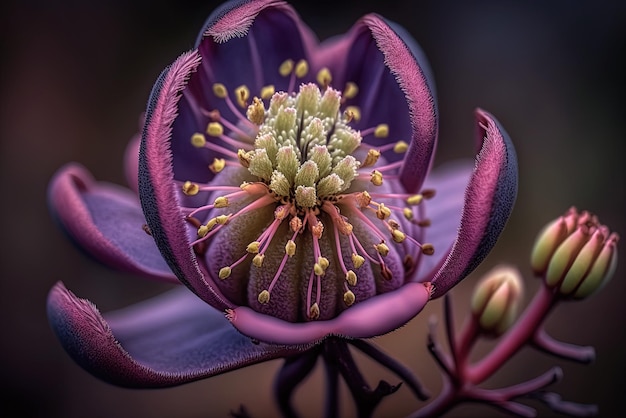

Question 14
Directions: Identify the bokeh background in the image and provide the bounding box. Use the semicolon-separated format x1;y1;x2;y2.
1;0;624;417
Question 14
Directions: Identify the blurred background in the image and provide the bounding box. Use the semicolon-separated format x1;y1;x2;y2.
1;0;624;417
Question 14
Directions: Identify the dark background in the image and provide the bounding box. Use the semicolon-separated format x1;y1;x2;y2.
1;0;624;417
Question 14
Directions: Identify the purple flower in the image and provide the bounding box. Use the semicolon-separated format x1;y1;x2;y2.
47;0;517;389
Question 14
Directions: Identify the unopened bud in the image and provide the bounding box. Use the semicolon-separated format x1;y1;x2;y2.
533;208;619;298
471;265;524;336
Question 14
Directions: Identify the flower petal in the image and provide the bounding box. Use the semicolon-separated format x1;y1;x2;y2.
431;109;518;297
196;0;317;93
47;282;304;387
48;163;177;283
170;0;318;184
140;50;232;309
414;161;474;282
227;282;432;345
317;15;437;193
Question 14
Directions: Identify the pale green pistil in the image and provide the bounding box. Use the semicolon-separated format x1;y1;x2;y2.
245;83;361;210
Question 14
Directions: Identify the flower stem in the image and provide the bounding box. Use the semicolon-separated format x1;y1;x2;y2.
468;284;557;384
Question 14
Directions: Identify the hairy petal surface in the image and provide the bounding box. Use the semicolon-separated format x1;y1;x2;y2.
48;164;177;283
431;109;518;297
140;50;232;309
47;282;305;387
316;15;437;192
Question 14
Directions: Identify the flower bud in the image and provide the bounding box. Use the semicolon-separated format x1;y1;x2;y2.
531;207;619;299
471;265;524;336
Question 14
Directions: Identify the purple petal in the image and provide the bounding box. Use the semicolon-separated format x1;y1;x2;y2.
48;164;178;283
414;161;474;282
431;109;518;297
317;15;437;192
228;282;432;345
47;282;305;387
171;0;318;183
140;50;233;309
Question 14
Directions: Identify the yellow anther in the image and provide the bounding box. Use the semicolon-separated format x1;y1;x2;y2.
252;253;265;267
371;170;383;186
388;219;400;230
213;196;229;208
403;207;414;221
218;266;232;280
246;241;261;253
285;240;296;257
182;181;199;196
206;217;218;231
216;215;229;225
314;263;325;276
309;303;320;320
209;158;226;173
352;253;365;269
393;140;409;153
235;85;250;108
191;132;206;148
407;194;423;205
392;229;406;243
361;149;381;168
247;97;265;125
295;59;309;78
318;257;330;270
343;290;356;306
260;85;275;100
197;224;209;238
421;243;435;255
375;242;390;257
290;216;303;232
279;59;294;76
237;149;251;168
206;122;224;137
343;81;359;99
374;124;389;138
316;67;332;87
345;106;361;122
212;83;227;98
355;191;372;208
258;290;270;304
376;203;392;220
346;270;357;286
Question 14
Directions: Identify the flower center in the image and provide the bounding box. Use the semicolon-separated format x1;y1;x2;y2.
179;59;435;321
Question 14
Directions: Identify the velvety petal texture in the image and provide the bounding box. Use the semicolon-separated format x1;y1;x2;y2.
48;164;178;283
47;282;303;387
139;50;232;309
431;109;518;297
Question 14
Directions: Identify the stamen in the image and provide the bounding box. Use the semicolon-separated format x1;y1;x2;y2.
279;59;294;77
235;85;250;108
343;289;356;306
342;82;359;100
294;59;309;78
260;85;275;100
182;181;199;196
361;149;381;168
393;141;409;153
209;158;226;173
344;106;361;122
316;67;332;88
370;170;383;186
258;290;270;304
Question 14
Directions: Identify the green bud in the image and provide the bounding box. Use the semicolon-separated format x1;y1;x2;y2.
534;208;619;299
471;265;524;336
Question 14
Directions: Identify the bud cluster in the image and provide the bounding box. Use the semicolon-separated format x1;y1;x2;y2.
531;207;618;299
